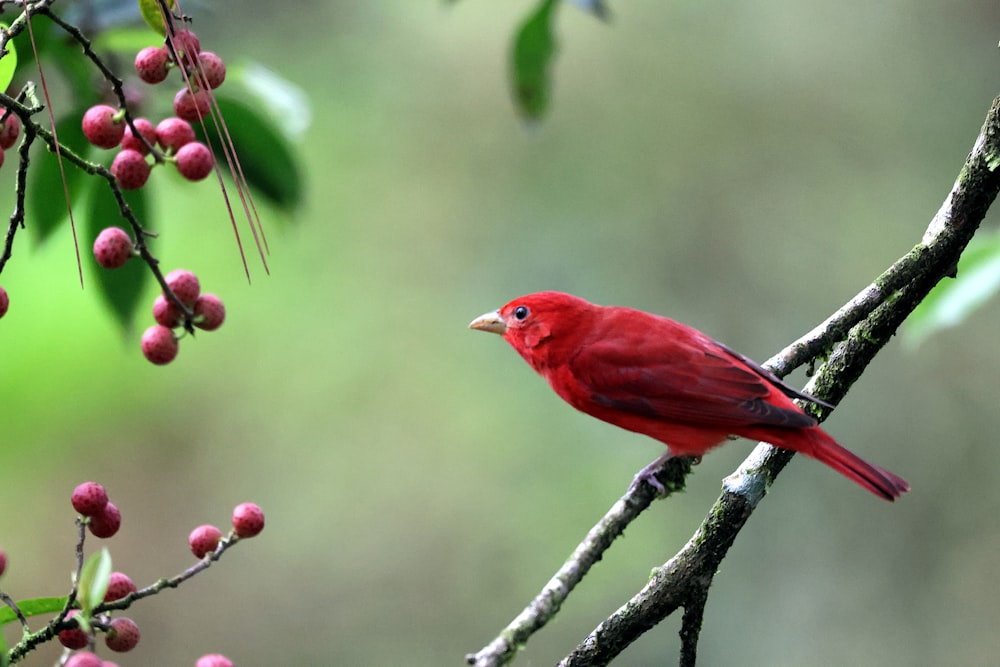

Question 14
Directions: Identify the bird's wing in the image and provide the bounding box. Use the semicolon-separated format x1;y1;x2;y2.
568;332;817;430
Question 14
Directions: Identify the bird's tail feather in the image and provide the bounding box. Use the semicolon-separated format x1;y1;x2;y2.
798;427;909;501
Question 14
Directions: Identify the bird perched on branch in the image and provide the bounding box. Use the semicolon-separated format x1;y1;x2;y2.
469;291;909;501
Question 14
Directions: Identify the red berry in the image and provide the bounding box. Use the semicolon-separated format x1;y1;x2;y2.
193;293;225;331
59;610;89;649
0;547;7;577
104;617;140;652
93;227;133;269
65;651;103;667
0;285;9;318
89;501;121;539
72;481;109;516
152;293;184;328
0;113;20;150
232;502;265;538
155;116;195;152
175;141;214;181
135;46;170;84
82;105;124;149
168;29;201;66
110;149;150;190
104;571;137;602
192;51;226;89
196;655;234;667
141;325;179;365
189;524;222;558
120;118;157;154
165;269;200;306
173;87;211;123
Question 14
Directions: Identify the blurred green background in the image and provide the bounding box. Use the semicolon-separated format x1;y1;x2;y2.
3;1;1000;665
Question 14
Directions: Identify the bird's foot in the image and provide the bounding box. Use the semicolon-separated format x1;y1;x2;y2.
629;452;699;496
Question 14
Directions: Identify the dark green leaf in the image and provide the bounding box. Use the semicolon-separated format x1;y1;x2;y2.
29;114;92;244
86;180;150;332
510;0;560;120
198;94;304;211
78;548;112;615
0;596;68;626
905;230;1000;348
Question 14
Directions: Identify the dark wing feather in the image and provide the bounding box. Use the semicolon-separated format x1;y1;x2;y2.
569;324;816;430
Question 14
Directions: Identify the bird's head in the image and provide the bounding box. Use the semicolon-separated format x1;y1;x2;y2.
469;292;595;366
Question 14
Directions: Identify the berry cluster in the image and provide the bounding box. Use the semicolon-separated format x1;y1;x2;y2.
48;482;259;665
189;502;264;558
72;481;122;539
83;105;213;188
81;27;226;189
142;268;226;365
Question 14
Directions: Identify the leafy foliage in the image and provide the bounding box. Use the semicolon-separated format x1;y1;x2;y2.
905;229;1000;347
510;0;559;120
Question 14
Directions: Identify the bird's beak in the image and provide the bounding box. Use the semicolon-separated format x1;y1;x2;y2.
469;310;506;335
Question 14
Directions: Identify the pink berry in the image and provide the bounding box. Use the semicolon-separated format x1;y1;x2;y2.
135;46;170;84
89;501;121;538
196;655;234;667
232;502;265;538
193;293;225;331
173;87;211;123
152;293;184;328
93;227;133;269
141;325;179;365
167;29;201;66
120;118;157;154
103;662;121;667
59;610;89;650
192;51;226;89
104;572;137;602
110;149;150;190
72;481;109;516
164;269;200;306
82;105;124;149
0;547;7;577
65;651;103;667
175;141;214;181
189;524;223;558
155;116;195;152
104;617;140;652
0;285;9;318
0;114;20;150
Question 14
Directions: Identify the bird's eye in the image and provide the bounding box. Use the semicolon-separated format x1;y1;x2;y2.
513;305;530;321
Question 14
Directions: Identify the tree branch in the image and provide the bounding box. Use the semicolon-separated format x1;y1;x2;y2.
468;93;1000;666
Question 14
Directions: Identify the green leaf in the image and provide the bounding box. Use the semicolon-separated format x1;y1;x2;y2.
78;548;112;615
29;113;92;244
137;0;174;36
0;596;68;626
0;23;18;93
905;230;1000;348
199;94;304;211
86;181;151;332
510;0;560;121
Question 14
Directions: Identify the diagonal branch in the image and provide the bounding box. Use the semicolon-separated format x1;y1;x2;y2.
469;93;1000;667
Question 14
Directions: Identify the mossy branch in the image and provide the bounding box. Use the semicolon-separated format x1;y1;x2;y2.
469;93;1000;667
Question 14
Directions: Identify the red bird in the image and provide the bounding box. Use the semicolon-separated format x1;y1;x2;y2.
469;291;909;501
